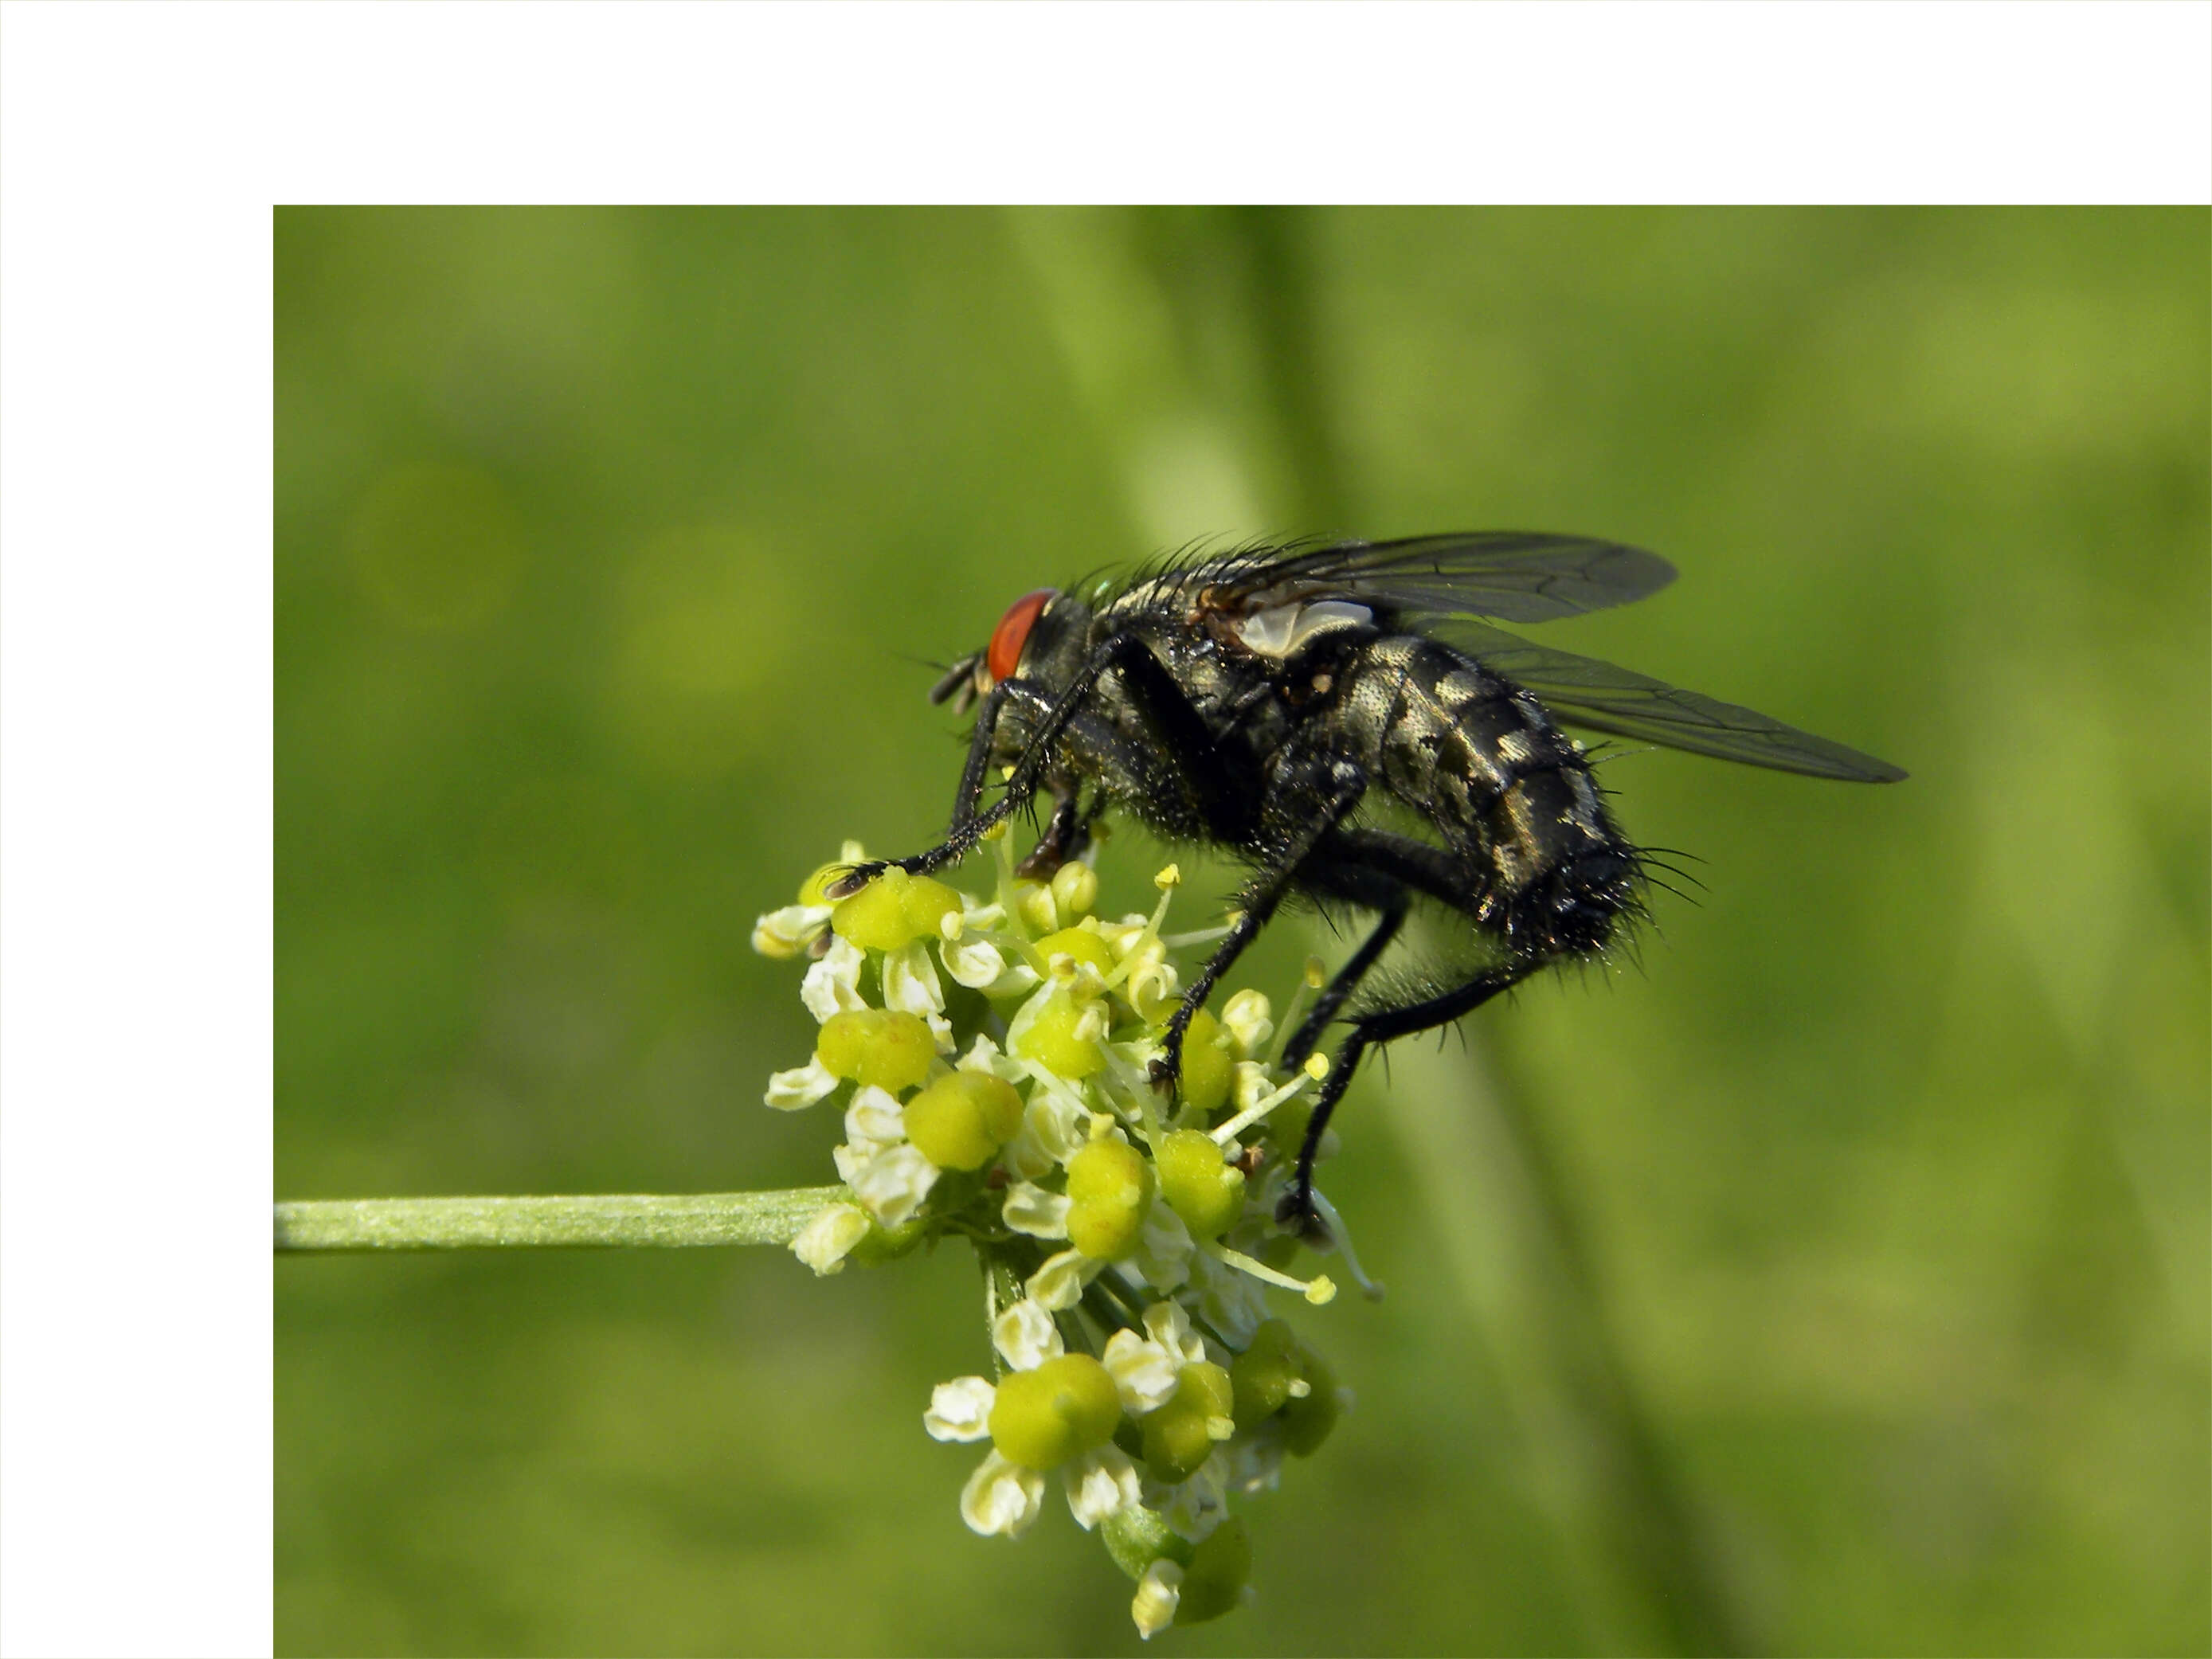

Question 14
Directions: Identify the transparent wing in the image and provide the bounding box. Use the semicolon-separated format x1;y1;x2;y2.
1257;532;1677;624
1444;620;1908;782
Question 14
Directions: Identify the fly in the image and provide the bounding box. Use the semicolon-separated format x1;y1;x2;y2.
829;533;1905;1231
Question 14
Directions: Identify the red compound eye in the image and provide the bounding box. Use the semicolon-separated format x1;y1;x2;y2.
986;589;1057;683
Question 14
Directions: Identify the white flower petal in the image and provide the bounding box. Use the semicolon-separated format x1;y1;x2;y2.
1102;1328;1180;1415
956;1033;1007;1075
1153;1454;1229;1544
1129;1198;1195;1293
958;897;1007;929
1001;1181;1072;1240
789;1203;870;1275
942;933;1007;990
851;1141;940;1227
1220;988;1274;1059
750;903;828;960
882;940;945;1016
801;937;869;1023
1026;1089;1090;1165
763;1056;839;1111
1125;949;1178;1015
1132;1558;1184;1640
831;1141;868;1188
960;1450;1046;1539
924;1375;997;1443
1141;1300;1207;1368
1025;1247;1099;1313
982;962;1043;1000
843;1083;906;1149
1230;1060;1272;1114
991;1297;1065;1370
1063;1442;1141;1530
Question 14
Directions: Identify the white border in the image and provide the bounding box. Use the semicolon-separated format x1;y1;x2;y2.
1;3;2206;1655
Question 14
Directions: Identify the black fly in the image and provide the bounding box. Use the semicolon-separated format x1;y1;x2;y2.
828;534;1905;1230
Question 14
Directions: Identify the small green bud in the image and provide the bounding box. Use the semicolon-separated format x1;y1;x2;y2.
1182;1359;1235;1421
814;1008;937;1092
1157;1127;1246;1239
1014;879;1059;934
902;1070;1024;1171
1065;1137;1154;1261
989;1353;1122;1471
842;1213;927;1266
1177;1008;1231;1116
831;867;961;949
1015;991;1106;1078
1230;1319;1300;1425
1141;1399;1216;1483
1174;1516;1252;1626
1049;859;1099;918
1102;1503;1192;1582
1278;1342;1340;1457
1034;926;1114;980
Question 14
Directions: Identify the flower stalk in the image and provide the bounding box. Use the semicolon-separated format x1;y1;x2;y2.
273;1188;847;1252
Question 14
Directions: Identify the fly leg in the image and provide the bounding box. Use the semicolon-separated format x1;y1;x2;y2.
828;630;1248;898
1016;788;1088;880
1151;754;1369;1095
1279;827;1479;1069
1278;905;1405;1071
1278;953;1543;1233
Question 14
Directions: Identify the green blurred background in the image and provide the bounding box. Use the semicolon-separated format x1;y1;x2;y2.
276;208;2209;1657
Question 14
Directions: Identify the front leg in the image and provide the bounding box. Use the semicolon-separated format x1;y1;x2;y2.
826;628;1219;900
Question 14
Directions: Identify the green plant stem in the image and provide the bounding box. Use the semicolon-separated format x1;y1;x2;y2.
273;1187;850;1253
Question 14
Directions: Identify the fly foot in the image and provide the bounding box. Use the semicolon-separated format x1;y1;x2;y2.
822;861;889;900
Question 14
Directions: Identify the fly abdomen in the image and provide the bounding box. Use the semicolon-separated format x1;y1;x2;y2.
1332;635;1639;953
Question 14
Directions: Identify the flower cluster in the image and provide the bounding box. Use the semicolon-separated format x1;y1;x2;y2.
754;831;1364;1637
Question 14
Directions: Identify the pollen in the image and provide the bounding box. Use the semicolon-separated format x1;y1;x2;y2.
1153;863;1182;890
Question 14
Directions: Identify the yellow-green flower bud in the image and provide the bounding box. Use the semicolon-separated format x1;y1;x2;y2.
831;867;961;949
902;1071;1024;1172
989;1353;1122;1471
1157;1127;1246;1240
1015;991;1106;1078
1049;859;1099;918
1230;1319;1301;1425
1178;1009;1231;1116
1140;1362;1236;1482
1065;1137;1154;1261
1034;926;1114;981
1174;1516;1251;1625
814;1008;937;1093
1278;1341;1340;1456
1015;879;1058;934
